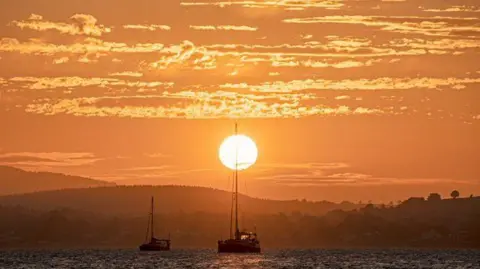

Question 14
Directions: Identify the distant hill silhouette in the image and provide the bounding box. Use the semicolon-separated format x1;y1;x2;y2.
0;195;479;249
0;185;360;216
0;166;115;195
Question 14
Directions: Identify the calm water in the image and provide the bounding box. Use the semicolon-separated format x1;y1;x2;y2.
0;249;479;268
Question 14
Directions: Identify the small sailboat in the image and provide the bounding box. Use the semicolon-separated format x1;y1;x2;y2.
218;123;261;253
139;196;171;251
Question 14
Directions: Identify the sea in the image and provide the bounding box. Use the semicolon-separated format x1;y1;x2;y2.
0;249;479;268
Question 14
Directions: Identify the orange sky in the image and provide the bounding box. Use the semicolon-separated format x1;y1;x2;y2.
0;0;479;202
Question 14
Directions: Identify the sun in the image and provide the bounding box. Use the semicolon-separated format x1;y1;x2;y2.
219;134;258;171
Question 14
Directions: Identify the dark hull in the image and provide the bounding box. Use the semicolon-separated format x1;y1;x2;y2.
218;241;261;253
139;244;170;251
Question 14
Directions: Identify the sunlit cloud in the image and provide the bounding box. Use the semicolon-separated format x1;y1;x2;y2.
9;77;173;90
10;14;111;36
190;25;258;31
204;42;432;59
258;162;349;170
335;95;351;100
220;77;480;93
1;39;218;72
120;165;172;171
0;35;468;69
255;162;465;186
255;162;370;185
268;176;463;186
52;57;69;64
147;40;217;70
0;152;101;167
421;6;480;13
390;38;480;52
1;1;479;125
23;89;386;119
180;0;344;9
109;72;144;78
283;16;480;37
144;153;171;158
123;24;171;31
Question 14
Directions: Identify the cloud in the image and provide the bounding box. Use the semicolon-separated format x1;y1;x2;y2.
220;77;480;92
96;167;215;183
9;76;173;90
190;25;258;31
28;14;43;20
147;40;217;70
0;152;101;167
0;39;214;70
421;6;480;13
255;162;465;186
204;42;431;59
389;38;480;50
10;14;111;36
0;37;175;55
180;0;344;9
255;162;373;185
283;16;480;37
52;57;69;64
269;177;463;186
0;156;60;163
10;74;478;119
123;24;171;31
0;35;468;71
23;92;385;118
258;162;349;170
144;153;171;159
119;165;172;171
109;72;144;78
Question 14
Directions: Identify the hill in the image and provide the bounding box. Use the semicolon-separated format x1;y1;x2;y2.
0;166;115;195
0;195;479;249
0;185;360;216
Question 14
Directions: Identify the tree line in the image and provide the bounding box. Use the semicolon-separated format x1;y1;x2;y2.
0;193;479;249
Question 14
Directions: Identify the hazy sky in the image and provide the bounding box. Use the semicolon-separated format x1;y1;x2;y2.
0;0;479;202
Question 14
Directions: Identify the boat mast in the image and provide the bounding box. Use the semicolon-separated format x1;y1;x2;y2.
229;174;234;239
151;196;154;239
234;122;239;240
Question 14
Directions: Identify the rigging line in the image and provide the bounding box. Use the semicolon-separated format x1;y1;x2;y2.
225;173;231;193
229;173;234;239
144;201;150;242
234;120;239;239
151;196;154;239
244;172;248;196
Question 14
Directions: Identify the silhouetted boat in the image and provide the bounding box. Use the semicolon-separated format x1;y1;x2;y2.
139;196;171;251
218;123;261;253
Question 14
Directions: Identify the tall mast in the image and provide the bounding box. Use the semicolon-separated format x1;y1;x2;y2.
151;196;154;239
229;174;234;239
234;121;239;239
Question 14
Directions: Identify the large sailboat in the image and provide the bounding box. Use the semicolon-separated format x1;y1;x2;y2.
218;123;261;253
139;196;171;251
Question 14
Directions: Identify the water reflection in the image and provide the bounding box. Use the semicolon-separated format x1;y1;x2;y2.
211;253;266;268
1;248;479;269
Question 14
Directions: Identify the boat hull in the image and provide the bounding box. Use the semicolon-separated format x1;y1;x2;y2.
218;240;261;253
139;243;170;251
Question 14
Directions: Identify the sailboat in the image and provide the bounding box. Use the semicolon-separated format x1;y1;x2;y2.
139;196;171;251
218;123;261;253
